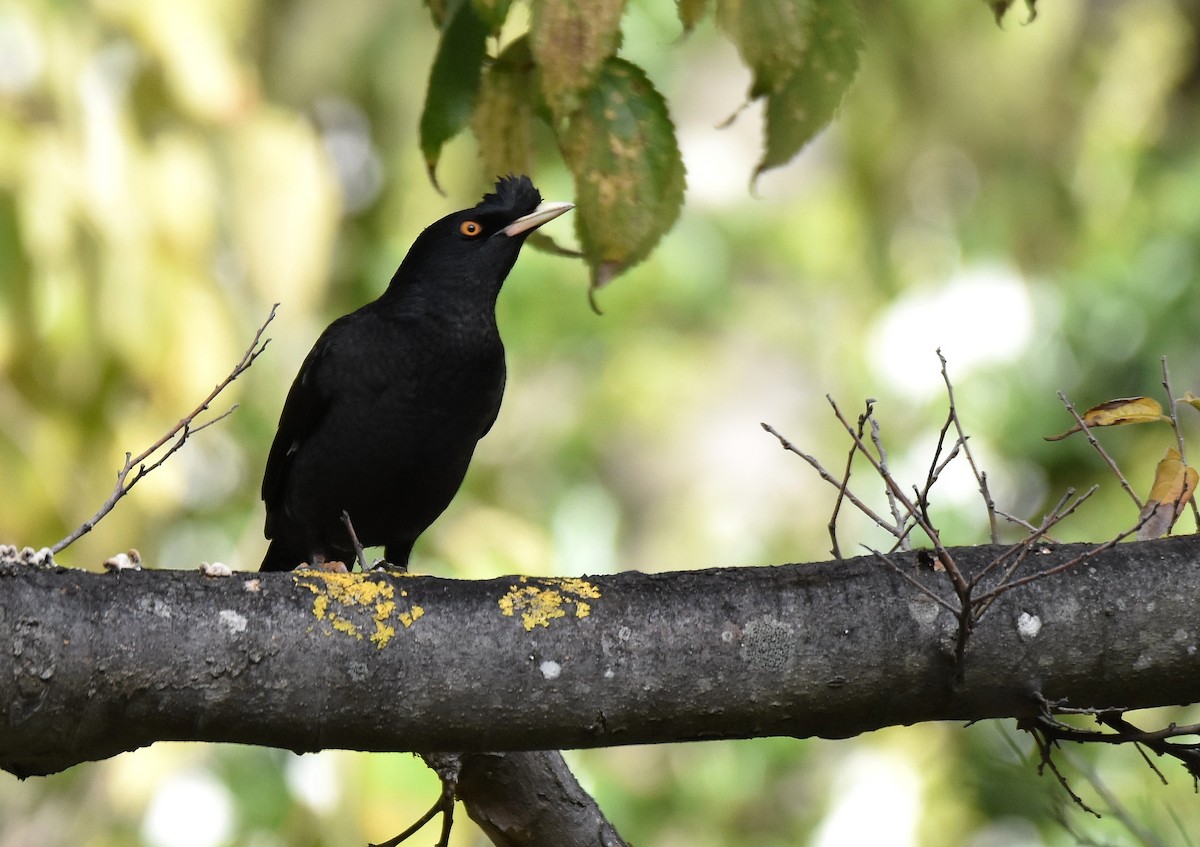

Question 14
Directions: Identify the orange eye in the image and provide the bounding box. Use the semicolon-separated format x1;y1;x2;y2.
459;220;482;237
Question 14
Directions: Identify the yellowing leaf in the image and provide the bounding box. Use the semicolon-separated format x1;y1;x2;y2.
472;37;539;180
1179;392;1200;411
1044;396;1168;441
559;58;686;291
1137;448;1198;540
678;0;710;33
531;0;626;120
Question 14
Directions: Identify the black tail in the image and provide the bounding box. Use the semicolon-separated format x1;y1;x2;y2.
260;539;307;572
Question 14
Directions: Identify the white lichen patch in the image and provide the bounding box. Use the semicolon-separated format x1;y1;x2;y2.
218;609;248;634
539;660;562;680
907;596;941;633
1016;612;1041;641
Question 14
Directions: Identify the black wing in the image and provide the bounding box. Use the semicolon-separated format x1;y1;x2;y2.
261;327;339;535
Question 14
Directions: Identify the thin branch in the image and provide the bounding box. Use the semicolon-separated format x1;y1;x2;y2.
761;422;900;537
51;304;279;555
1057;391;1143;510
869;411;908;543
939;350;998;543
829;404;875;559
973;512;1145;607
826;396;970;601
1025;717;1101;817
913;408;962;538
1160;357;1200;531
866;547;957;615
993;509;1044;535
341;510;369;572
971;486;1097;596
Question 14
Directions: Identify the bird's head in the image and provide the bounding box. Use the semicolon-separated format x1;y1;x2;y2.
388;175;573;305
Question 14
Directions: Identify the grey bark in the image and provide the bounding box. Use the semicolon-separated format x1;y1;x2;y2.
3;536;1199;782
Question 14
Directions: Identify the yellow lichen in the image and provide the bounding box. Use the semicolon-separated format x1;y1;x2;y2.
399;605;425;628
293;570;422;649
498;576;600;631
371;619;395;648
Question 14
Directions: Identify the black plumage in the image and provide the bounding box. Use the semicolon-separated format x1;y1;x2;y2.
260;176;572;571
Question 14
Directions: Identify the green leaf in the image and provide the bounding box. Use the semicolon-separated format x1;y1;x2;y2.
678;0;711;33
472;0;513;31
986;0;1038;26
419;0;490;190
472;37;539;180
559;58;686;290
755;0;861;179
717;0;815;98
531;0;627;120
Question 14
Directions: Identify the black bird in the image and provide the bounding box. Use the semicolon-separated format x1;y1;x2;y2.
260;176;572;571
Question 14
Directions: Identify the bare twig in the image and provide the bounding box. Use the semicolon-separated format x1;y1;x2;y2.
1160;357;1200;530
1057;391;1143;510
340;511;369;572
993;509;1044;535
971;486;1098;605
939;350;998;543
866;548;957;614
761;422;900;536
869;412;908;542
51;304;279;555
826;396;970;602
828;405;873;559
915;407;962;532
972;511;1145;608
1025;718;1101;817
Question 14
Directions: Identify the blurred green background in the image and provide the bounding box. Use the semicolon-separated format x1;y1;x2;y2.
3;0;1200;844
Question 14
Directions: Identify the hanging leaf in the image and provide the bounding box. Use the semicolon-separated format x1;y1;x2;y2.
678;0;712;34
419;0;490;191
754;0;862;180
531;0;627;120
717;0;816;98
1044;396;1168;441
472;37;539;180
1137;448;1198;540
985;0;1038;26
558;58;686;291
471;0;513;30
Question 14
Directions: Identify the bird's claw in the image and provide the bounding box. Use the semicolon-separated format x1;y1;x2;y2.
368;758;458;847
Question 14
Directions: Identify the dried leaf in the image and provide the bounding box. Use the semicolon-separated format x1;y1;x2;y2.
1044;396;1168;441
420;0;490;190
558;58;686;290
531;0;626;120
1137;448;1198;540
755;0;861;180
472;37;539;180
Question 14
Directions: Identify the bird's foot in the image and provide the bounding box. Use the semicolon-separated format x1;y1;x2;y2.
299;558;349;574
369;753;460;847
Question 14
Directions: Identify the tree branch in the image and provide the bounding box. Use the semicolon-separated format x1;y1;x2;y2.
4;536;1200;782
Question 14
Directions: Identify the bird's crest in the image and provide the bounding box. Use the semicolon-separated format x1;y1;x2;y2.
476;175;542;218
